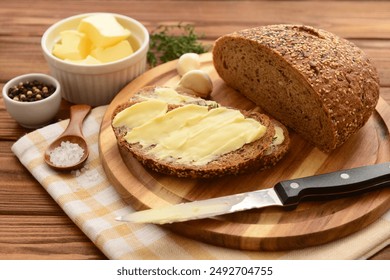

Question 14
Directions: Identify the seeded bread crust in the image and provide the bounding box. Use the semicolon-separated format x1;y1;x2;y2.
111;86;289;178
212;24;380;152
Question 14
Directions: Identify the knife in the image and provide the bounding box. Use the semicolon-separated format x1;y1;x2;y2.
116;162;390;224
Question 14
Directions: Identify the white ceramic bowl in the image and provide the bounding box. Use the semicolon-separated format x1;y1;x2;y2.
41;13;149;106
2;73;62;128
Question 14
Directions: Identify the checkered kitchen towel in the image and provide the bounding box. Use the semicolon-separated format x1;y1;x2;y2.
11;105;390;260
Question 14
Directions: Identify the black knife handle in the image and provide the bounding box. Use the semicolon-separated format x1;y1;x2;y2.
274;162;390;207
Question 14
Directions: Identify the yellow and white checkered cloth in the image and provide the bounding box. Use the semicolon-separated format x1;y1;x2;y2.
11;106;390;260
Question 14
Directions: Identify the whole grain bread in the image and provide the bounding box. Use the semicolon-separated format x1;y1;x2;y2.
212;24;380;152
111;86;290;178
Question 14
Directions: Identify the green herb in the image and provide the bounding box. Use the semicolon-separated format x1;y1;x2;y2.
147;24;209;67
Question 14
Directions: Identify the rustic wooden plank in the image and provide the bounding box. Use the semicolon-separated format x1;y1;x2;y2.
1;2;390;82
0;216;106;260
1;1;390;38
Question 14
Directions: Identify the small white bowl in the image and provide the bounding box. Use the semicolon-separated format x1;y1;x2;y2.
41;13;149;106
2;73;62;128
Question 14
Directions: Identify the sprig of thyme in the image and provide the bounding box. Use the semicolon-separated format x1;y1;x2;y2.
147;24;209;67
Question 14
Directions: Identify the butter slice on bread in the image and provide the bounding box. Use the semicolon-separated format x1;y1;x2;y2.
111;86;290;178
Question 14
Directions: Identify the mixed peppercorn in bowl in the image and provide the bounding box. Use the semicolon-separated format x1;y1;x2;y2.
2;73;62;128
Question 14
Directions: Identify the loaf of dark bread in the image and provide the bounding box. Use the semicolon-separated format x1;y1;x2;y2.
111;86;290;178
213;24;380;152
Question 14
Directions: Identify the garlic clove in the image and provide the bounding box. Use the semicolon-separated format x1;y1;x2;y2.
176;53;201;76
177;69;213;99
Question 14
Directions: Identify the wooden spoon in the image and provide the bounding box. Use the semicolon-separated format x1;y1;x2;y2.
44;104;92;171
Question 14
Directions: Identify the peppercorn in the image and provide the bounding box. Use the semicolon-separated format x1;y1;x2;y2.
7;80;56;102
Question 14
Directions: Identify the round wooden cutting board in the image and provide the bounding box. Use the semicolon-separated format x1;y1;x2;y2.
99;53;390;251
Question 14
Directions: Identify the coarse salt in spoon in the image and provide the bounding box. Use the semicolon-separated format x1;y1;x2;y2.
44;104;91;171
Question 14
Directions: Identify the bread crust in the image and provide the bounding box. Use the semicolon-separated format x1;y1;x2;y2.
111;86;289;178
212;24;380;152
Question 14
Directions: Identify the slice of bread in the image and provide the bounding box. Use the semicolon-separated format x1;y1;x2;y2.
213;24;380;152
111;86;290;178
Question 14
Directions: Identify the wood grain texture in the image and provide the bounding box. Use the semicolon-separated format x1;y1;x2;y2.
1;0;390;259
99;53;390;251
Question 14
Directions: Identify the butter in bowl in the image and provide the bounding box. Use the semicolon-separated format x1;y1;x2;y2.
41;13;149;106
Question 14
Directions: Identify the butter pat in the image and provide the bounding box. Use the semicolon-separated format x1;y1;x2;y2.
52;30;91;60
112;99;168;128
123;100;267;166
125;104;209;147
138;87;217;107
52;14;136;64
91;40;133;63
145;87;201;104
78;14;131;48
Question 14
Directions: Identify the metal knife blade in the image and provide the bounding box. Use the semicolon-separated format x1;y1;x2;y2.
116;188;282;224
117;162;390;224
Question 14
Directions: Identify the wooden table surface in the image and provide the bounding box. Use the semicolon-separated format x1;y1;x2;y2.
1;0;389;260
